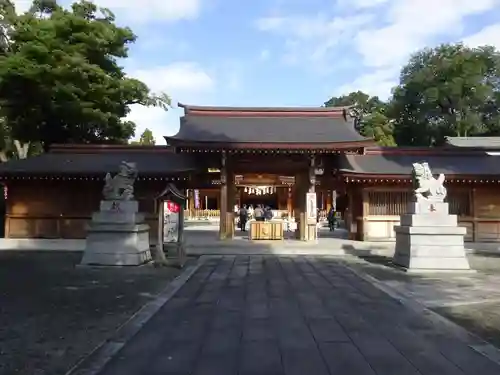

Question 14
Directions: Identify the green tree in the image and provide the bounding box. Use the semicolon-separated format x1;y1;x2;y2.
390;43;500;146
0;0;170;151
0;111;43;161
130;128;155;145
0;0;15;54
324;91;396;146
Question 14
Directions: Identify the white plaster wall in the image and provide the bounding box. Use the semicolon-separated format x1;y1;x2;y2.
365;216;400;240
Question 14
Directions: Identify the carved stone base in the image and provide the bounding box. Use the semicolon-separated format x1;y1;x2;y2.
393;204;470;271
408;201;448;215
80;200;151;266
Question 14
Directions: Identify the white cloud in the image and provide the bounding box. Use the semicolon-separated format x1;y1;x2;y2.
11;0;32;13
127;62;215;144
95;0;202;23
258;0;500;98
12;0;202;22
355;0;498;69
335;68;398;100
351;0;499;97
126;105;184;144
463;23;500;50
259;49;270;61
255;13;372;69
335;0;390;10
131;62;214;94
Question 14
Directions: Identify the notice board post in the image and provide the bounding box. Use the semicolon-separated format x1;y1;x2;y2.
157;183;187;268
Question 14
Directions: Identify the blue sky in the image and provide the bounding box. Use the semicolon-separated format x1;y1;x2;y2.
13;0;500;143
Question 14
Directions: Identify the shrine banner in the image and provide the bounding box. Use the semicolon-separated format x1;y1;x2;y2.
163;200;180;243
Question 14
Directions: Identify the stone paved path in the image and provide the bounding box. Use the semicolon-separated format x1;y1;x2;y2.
98;256;500;375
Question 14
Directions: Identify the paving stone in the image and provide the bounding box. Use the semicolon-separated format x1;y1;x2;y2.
168;320;208;342
308;318;351;342
348;331;421;375
319;342;376;375
301;306;332;319
382;325;464;374
216;296;245;311
278;331;317;350
211;311;242;330
202;328;241;355
281;347;329;375
246;291;267;301
96;256;500;375
431;336;500;375
193;352;238;375
245;302;270;319
196;291;220;304
147;342;200;374
243;318;276;341
174;283;201;298
239;341;283;375
334;311;374;333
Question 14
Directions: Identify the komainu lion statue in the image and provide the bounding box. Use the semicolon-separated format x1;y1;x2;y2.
102;161;138;200
412;162;447;202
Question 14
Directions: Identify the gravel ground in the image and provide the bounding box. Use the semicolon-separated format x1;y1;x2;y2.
433;301;500;348
433;254;500;348
345;253;500;349
0;251;194;375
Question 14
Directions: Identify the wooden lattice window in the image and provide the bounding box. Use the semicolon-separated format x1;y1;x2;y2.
447;191;470;217
368;191;412;215
368;189;471;217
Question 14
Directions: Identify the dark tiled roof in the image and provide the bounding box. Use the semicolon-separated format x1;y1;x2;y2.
0;150;199;175
339;153;500;176
445;137;500;149
168;115;369;144
179;103;351;113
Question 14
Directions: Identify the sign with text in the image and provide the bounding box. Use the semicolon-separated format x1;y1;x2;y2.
194;189;200;209
306;192;317;220
163;200;180;243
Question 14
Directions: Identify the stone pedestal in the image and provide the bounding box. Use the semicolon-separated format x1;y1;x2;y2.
80;200;152;266
393;201;471;271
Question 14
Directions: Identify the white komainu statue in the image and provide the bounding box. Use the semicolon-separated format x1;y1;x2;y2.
412;162;447;202
102;161;138;200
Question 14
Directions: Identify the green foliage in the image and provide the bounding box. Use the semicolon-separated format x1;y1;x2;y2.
0;0;15;55
130;128;155;145
324;91;396;146
390;43;500;146
0;0;170;151
326;43;500;147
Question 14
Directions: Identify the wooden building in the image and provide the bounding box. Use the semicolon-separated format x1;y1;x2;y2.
1;105;500;243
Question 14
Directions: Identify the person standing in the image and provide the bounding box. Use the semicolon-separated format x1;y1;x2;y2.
254;205;264;221
327;207;336;231
264;206;273;221
248;204;254;220
239;205;248;232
